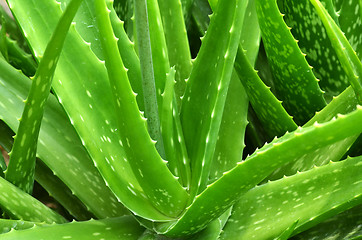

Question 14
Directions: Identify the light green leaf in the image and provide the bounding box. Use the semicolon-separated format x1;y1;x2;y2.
0;176;67;223
0;216;145;240
156;105;362;237
95;0;188;217
5;0;84;194
220;156;362;239
181;0;248;198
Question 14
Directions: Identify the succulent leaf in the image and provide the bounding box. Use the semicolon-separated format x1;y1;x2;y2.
310;0;362;103
255;0;327;124
156;105;362;236
95;0;188;217
0;175;67;223
292;204;362;240
158;0;193;104
220;156;362;239
181;0;248;197
5;0;84;194
0;53;126;219
282;0;349;100
0;216;145;240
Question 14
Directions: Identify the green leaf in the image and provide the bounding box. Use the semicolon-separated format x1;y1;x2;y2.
267;86;359;180
220;156;362;239
0;175;67;223
310;0;362;104
276;220;298;240
240;0;261;65
161;68;191;188
0;216;145;240
235;47;298;138
158;0;193;103
156;105;362;237
209;72;248;183
181;0;248;198
134;0;165;156
34;160;94;221
339;0;362;59
109;7;144;112
0;55;127;219
95;0;188;217
5;0;84;194
292;204;362;240
6;0;169;220
255;0;326;124
282;0;349;101
4;37;36;77
0;219;46;234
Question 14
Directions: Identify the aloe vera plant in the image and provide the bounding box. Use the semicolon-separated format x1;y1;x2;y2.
0;0;361;238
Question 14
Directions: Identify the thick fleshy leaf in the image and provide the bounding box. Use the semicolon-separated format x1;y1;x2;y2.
95;0;188;217
5;0;84;194
158;0;193;103
267;86;359;180
339;0;362;59
0;176;67;223
0;216;145;240
255;0;326;124
310;0;362;103
220;156;362;239
282;0;349;100
209;72;248;183
6;0;171;220
181;0;248;197
0;52;126;219
156;105;362;237
292;204;362;240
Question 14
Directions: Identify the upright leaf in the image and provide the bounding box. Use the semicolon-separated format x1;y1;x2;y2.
5;0;84;193
95;0;188;217
255;0;326;124
310;0;362;103
181;0;248;197
156;105;362;237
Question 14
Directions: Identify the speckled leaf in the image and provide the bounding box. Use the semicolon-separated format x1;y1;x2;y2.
34;160;94;221
109;8;144;112
235;47;298;138
5;0;84;194
156;105;362;237
0;219;46;234
161;68;191;188
267;86;359;180
0;54;126;218
339;0;362;59
282;0;349;100
276;220;298;240
158;0;193;103
255;0;326;124
310;0;362;103
208;72;248;183
6;0;172;220
4;37;36;77
0;122;95;220
292;204;362;240
181;0;248;197
95;0;188;217
240;0;261;65
0;176;67;223
220;156;362;239
0;216;145;240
